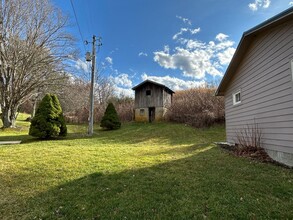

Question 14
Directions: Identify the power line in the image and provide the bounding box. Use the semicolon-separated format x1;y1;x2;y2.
69;0;86;52
84;1;94;39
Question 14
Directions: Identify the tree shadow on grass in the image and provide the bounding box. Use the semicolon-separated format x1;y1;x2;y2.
6;147;292;219
90;125;211;147
0;122;212;147
5;148;214;219
0;124;113;143
0;134;33;142
88;122;213;147
0;133;91;144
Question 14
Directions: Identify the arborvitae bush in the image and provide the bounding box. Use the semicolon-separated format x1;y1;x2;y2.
100;102;121;130
29;94;67;139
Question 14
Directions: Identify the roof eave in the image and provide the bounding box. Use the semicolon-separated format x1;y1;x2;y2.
216;7;293;96
215;33;251;96
132;79;175;94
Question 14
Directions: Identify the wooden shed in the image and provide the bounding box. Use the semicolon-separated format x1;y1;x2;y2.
132;80;174;122
216;7;293;167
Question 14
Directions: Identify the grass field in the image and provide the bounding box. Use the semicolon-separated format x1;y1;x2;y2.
0;114;292;219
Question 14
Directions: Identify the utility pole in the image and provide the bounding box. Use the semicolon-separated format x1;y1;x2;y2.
0;1;4;56
85;35;102;136
88;35;96;136
0;1;3;114
0;0;5;115
0;0;5;74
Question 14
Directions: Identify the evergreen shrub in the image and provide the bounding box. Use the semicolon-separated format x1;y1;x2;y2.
29;94;67;138
100;103;121;130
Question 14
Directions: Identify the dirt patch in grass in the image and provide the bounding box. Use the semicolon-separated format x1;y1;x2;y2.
234;145;274;163
218;144;290;168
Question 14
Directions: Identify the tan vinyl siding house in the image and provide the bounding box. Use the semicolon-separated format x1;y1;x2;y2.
132;80;174;122
216;7;293;167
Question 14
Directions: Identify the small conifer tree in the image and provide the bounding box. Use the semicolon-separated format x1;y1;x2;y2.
100;102;121;130
29;94;67;138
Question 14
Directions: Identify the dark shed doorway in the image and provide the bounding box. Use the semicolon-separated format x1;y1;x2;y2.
149;107;155;122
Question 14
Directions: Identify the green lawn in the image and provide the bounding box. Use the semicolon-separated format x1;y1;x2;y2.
0;115;292;219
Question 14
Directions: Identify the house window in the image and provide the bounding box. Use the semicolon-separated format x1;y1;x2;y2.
140;109;145;116
146;90;151;96
233;91;241;105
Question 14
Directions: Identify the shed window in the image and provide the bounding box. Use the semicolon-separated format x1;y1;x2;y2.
146;90;151;96
233;91;241;105
140;109;145;116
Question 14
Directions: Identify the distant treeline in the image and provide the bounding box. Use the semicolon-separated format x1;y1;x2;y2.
20;87;224;128
167;88;225;127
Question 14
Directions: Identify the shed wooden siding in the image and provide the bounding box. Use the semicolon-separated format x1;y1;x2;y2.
224;19;293;154
163;89;172;108
134;83;164;108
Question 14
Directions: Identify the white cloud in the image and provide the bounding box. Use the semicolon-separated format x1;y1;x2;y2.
248;0;271;11
163;45;170;53
74;59;90;73
215;33;229;41
110;73;132;88
138;52;148;57
105;56;113;65
113;86;134;98
154;31;235;79
264;0;271;7
289;1;293;6
108;73;134;97
213;40;234;50
141;73;206;91
99;57;134;98
184;39;206;50
176;15;192;25
173;27;200;40
190;28;201;35
217;47;236;65
249;2;258;11
173;28;189;40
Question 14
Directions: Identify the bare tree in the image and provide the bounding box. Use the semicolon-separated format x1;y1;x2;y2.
95;76;114;105
168;87;225;127
0;0;74;127
59;76;90;113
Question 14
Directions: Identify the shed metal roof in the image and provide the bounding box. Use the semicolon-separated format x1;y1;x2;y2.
216;7;293;96
132;80;175;94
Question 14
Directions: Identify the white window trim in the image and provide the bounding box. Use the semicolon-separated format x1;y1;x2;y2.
232;90;241;105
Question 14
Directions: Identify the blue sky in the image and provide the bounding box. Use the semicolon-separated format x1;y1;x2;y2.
53;0;292;97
